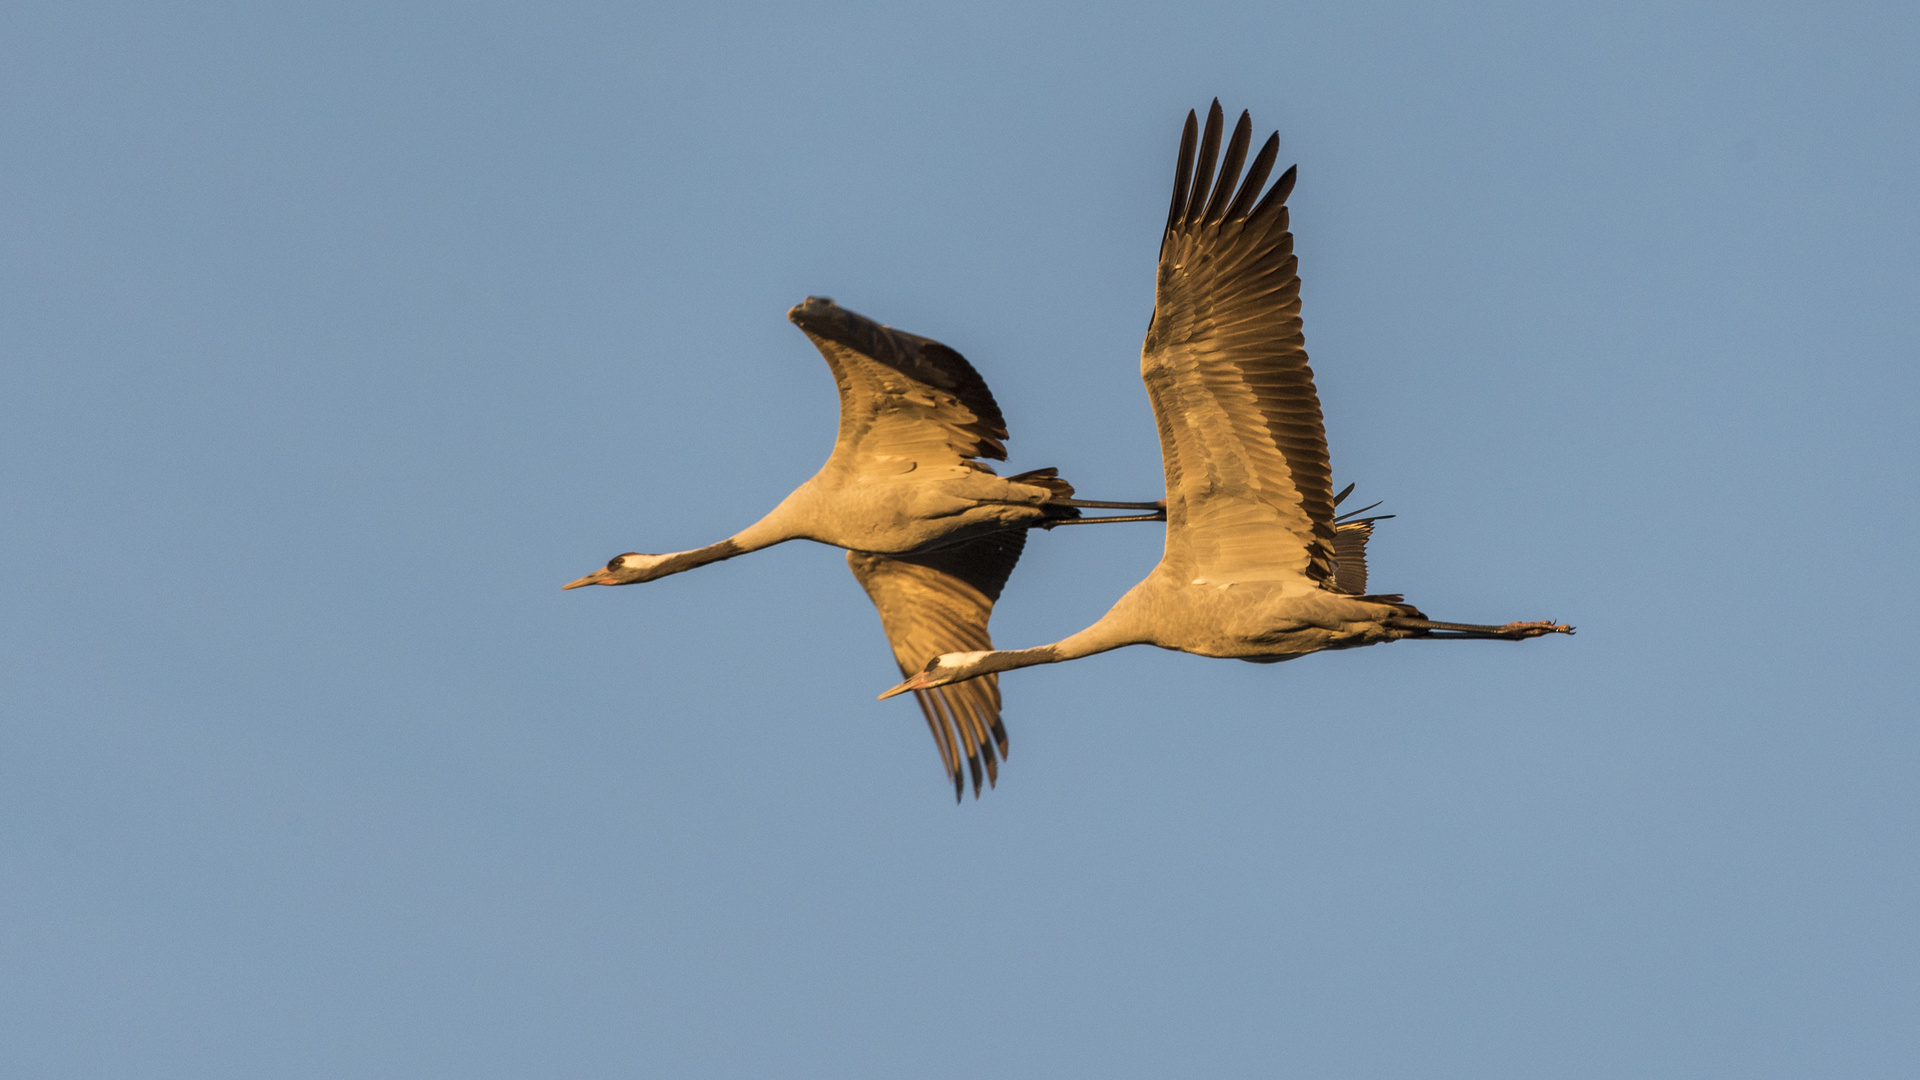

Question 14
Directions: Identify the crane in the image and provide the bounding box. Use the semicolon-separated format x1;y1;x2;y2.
882;102;1571;707
565;297;1164;798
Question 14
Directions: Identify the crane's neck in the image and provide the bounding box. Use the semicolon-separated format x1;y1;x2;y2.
642;505;800;580
726;499;806;555
643;539;749;578
964;613;1146;679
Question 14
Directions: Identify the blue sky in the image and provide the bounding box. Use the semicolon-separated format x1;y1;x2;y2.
3;2;1917;1077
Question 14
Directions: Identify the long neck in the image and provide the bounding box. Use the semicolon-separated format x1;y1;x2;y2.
653;539;751;577
973;613;1145;678
652;503;801;579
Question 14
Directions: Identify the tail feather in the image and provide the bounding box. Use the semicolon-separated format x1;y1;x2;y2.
1333;519;1374;595
1008;467;1081;521
1007;466;1075;499
1330;485;1394;595
1360;595;1424;619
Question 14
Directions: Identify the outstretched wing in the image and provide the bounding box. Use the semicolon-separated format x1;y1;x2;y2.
789;296;1009;472
1141;102;1338;588
847;531;1025;800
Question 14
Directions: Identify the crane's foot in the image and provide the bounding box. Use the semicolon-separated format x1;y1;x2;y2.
1494;620;1574;638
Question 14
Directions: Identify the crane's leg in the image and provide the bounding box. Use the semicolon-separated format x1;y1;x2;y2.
1386;618;1573;639
1038;510;1166;529
1052;498;1167;511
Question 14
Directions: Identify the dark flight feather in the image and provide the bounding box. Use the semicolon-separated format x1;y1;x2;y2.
1184;100;1225;226
1202;110;1253;225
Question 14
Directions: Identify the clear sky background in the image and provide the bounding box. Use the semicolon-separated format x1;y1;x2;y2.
3;2;1916;1077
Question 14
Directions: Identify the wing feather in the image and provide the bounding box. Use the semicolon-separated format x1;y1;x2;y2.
1201;110;1253;224
847;531;1025;798
1185;103;1224;226
1141;103;1337;587
1224;134;1279;223
789;297;1008;469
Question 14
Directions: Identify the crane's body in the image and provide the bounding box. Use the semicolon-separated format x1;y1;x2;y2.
1061;570;1413;663
727;455;1081;556
889;562;1433;691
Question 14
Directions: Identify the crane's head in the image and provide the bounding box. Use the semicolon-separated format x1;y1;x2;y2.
876;651;995;699
562;552;674;589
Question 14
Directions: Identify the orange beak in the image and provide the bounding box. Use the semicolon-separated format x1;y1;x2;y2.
877;670;933;701
562;568;613;590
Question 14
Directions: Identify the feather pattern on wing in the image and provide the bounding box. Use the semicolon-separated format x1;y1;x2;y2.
1141;102;1337;588
789;297;1009;470
847;531;1026;799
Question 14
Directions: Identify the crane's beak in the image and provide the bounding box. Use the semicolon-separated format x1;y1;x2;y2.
877;671;933;701
562;568;612;590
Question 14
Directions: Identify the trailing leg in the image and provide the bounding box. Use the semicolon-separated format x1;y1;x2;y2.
1052;497;1167;511
1386;617;1574;640
1038;510;1167;528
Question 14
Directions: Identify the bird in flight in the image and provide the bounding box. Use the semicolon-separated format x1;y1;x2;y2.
883;101;1571;704
565;297;1163;798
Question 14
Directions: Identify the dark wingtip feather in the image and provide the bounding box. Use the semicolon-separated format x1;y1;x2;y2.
1166;110;1198;233
1224;131;1279;222
1274;163;1298;204
958;697;999;787
914;689;965;801
1251;163;1298;219
1184;101;1226;226
1202;110;1254;224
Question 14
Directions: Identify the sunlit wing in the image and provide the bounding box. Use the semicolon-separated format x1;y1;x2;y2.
1140;102;1338;588
846;531;1026;799
789;297;1009;472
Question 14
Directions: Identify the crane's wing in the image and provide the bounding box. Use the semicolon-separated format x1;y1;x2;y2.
789;296;1009;471
847;531;1025;800
1141;102;1338;588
